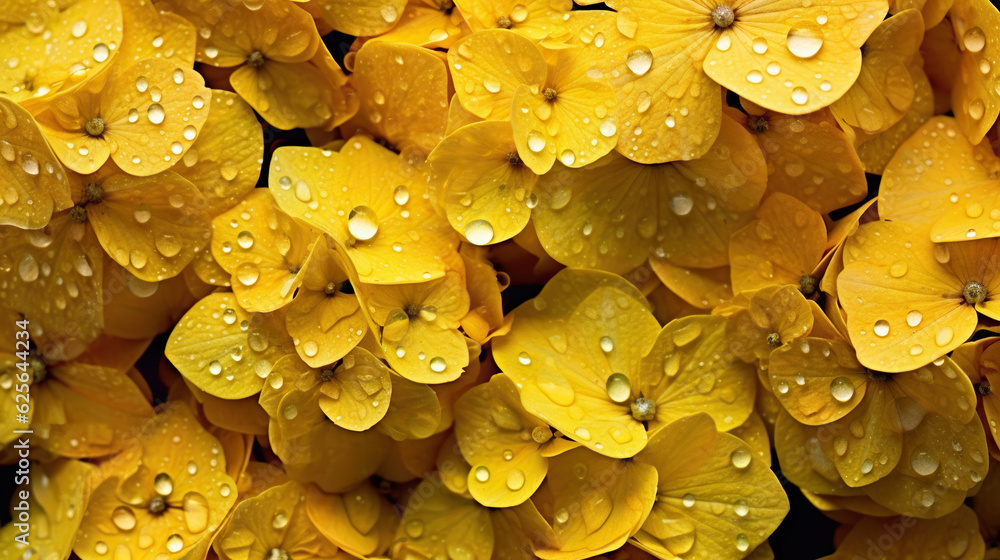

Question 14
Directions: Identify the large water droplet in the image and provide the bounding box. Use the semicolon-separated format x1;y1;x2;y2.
626;47;653;76
605;373;631;403
830;377;855;402
464;220;494;245
348;206;379;240
786;27;824;58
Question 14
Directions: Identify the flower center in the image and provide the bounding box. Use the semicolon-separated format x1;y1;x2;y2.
543;88;558;101
84;117;105;137
82;182;105;204
320;368;335;382
507;152;522;166
867;369;890;383
324;282;337;295
766;332;781;347
747;114;769;134
29;355;47;384
978;378;992;396
711;4;735;28
799;274;818;296
265;548;290;560
148;496;167;514
497;15;512;28
531;426;552;443
631;397;656;421
247;50;265;68
69;205;88;223
963;281;987;304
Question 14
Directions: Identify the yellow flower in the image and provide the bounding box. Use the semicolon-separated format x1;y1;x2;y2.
449;29;619;174
0;97;73;229
952;338;1000;457
722;285;815;365
493;269;757;458
831;10;925;135
819;505;985;559
629;414;789;558
269;135;460;285
452;0;571;39
0;0;123;104
947;0;1000;146
458;245;512;342
729;103;867;215
769;336;987;517
427;120;538;245
309;0;409;36
165;292;295;400
837;220;1000;372
343;40;448;156
215;481;344;560
879;116;1000;243
530;113;767;274
73;403;237;560
353;257;470;383
728;193;828;295
284;239;369;368
562;0;887;162
32;57;211;176
304;481;398;558
162;0;357;130
212;190;319;313
0;460;96;560
454;372;569;507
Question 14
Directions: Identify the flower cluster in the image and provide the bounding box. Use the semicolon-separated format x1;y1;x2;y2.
1;0;999;559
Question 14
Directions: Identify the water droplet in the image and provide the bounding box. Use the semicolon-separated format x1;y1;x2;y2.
393;185;409;205
752;37;768;54
430;357;447;372
506;469;525;490
208;361;222;375
730;448;752;469
527;130;546;152
518;352;531;365
910;448;940;476
964;27;986;53
154;473;174;496
71;20;87;37
147;104;165;124
626;47;653;75
830;377;855;402
682;493;696;507
746;70;763;83
669;192;694;216
464;220;494;245
889;261;908;277
791;87;809;105
734;499;749;516
166;534;184;553
906;310;922;327
475;466;490;482
348;206;379;240
786;26;824;58
599;336;614;353
599;118;617;137
111;506;137;531
935;326;954;347
605;373;631;403
283;405;298;419
18;254;39;282
93;43;110;62
736;534;750;552
236;263;259;286
873;320;890;337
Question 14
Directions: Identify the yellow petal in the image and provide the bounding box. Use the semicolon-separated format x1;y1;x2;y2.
535;447;657;558
493;268;660;458
312;0;409;36
345;40;448;155
165;292;294;399
824;505;984;559
0;97;73;228
455;373;550;507
305;482;397;557
640;315;757;432
532;113;766;272
88;169;210;282
0;214;103;361
427;120;537;244
172;90;263;216
837;220;978;372
856;60;935;174
453;0;572;39
831;10;925;134
0;0;123;104
448;29;547;121
729;192;827;294
212;190;317;312
632;414;789;559
648;260;733;310
768;337;868;425
377;372;442;440
269;137;459;284
879;116;1000;242
949;0;1000;144
284;241;367;367
0;460;94;560
391;476;494;559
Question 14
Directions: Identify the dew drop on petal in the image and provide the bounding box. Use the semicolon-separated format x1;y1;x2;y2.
786;27;824;58
348;206;379;240
464;220;494;245
830;377;855;402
